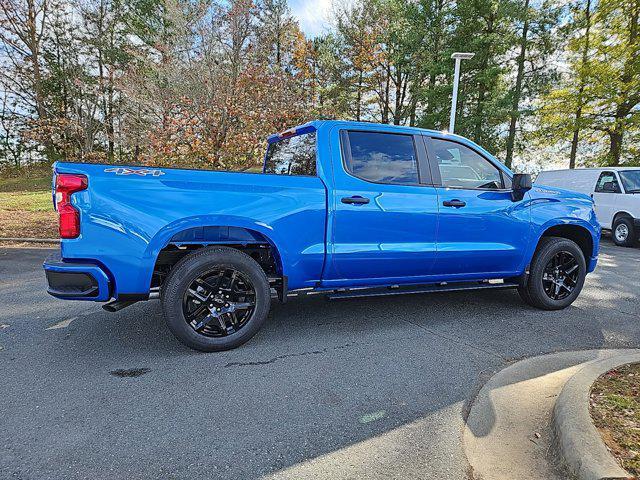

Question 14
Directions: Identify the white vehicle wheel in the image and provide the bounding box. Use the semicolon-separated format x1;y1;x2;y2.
615;223;628;242
612;217;636;247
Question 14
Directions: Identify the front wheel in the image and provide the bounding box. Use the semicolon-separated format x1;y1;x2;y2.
612;216;637;247
161;247;271;352
518;237;586;310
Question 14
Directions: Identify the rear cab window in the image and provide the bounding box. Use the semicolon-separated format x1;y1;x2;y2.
340;131;420;185
264;132;317;176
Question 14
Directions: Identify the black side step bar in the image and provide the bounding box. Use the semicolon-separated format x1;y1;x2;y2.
326;281;519;301
102;300;139;312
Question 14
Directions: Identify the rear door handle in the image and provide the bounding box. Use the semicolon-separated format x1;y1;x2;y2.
341;196;370;205
443;199;466;208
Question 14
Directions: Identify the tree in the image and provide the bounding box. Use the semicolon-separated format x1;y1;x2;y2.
504;0;560;168
589;0;640;165
449;0;516;152
81;0;130;161
504;0;531;168
411;0;455;129
0;0;51;163
1;0;637;171
333;0;380;121
541;0;640;166
568;0;592;169
256;0;296;67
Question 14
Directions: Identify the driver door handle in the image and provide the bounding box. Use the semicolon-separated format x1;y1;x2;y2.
341;196;370;205
443;199;466;208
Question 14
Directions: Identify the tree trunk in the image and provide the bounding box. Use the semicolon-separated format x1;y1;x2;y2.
474;14;494;142
409;97;417;126
107;72;115;160
382;64;391;123
424;72;436;120
603;3;638;166
393;68;405;125
474;82;486;141
608;129;622;166
26;0;46;120
356;68;363;121
568;110;581;169
569;0;592;169
505;0;530;168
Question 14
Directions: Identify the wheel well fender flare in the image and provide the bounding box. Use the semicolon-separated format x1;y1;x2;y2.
142;215;288;288
528;220;597;265
612;211;634;224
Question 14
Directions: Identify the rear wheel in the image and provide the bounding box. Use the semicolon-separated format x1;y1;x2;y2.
161;246;271;352
612;216;636;247
518;237;586;310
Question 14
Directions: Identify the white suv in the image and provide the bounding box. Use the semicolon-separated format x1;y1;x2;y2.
536;168;640;247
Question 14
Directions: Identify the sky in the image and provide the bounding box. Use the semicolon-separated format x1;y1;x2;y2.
287;0;334;37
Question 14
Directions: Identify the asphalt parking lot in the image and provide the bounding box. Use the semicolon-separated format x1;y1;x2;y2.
1;238;639;480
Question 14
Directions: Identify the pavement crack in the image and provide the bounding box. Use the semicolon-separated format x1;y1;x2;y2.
399;317;509;361
224;342;356;368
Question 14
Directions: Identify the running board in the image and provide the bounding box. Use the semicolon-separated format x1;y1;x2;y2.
326;281;519;300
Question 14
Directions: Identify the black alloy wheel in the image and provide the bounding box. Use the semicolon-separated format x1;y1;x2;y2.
161;246;271;352
541;250;580;301
183;267;256;337
517;237;586;310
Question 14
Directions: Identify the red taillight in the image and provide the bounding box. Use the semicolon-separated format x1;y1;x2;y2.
55;174;87;239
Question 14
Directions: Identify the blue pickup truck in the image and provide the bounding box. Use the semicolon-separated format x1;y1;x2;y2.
44;120;600;351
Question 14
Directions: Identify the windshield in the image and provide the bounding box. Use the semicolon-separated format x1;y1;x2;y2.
619;170;640;193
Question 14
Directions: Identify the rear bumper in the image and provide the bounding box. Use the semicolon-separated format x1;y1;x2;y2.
43;252;111;301
587;255;598;273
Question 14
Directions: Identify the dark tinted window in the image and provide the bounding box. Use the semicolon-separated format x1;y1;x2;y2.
264;132;316;176
343;131;419;185
595;171;621;193
431;138;504;190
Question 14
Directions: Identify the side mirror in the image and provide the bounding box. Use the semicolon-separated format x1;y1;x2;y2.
512;173;532;201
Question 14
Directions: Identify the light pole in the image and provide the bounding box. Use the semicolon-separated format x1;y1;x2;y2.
449;52;475;133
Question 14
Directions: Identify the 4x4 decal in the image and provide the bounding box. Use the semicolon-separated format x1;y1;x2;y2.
104;167;165;177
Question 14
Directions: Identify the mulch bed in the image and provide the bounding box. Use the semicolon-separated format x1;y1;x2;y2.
590;362;640;477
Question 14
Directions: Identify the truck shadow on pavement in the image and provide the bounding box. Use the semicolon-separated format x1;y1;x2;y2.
1;239;639;479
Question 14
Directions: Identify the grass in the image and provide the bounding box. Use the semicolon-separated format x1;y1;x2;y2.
0;191;53;212
0;174;51;192
590;363;640;477
0;170;57;239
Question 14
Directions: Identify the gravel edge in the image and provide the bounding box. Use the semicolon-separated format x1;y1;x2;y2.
0;237;59;244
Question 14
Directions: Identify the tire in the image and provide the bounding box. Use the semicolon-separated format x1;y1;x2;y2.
612;216;636;247
518;237;586;311
516;284;534;306
161;246;271;352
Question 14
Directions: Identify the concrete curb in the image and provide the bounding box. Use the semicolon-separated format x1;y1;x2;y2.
0;237;59;244
553;351;640;480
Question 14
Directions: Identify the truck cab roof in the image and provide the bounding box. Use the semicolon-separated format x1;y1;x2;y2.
268;120;446;144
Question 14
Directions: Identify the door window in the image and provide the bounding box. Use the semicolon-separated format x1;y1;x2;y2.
594;172;621;193
430;138;505;190
341;131;420;185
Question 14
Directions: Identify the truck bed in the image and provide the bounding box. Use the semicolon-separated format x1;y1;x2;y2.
53;162;328;298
